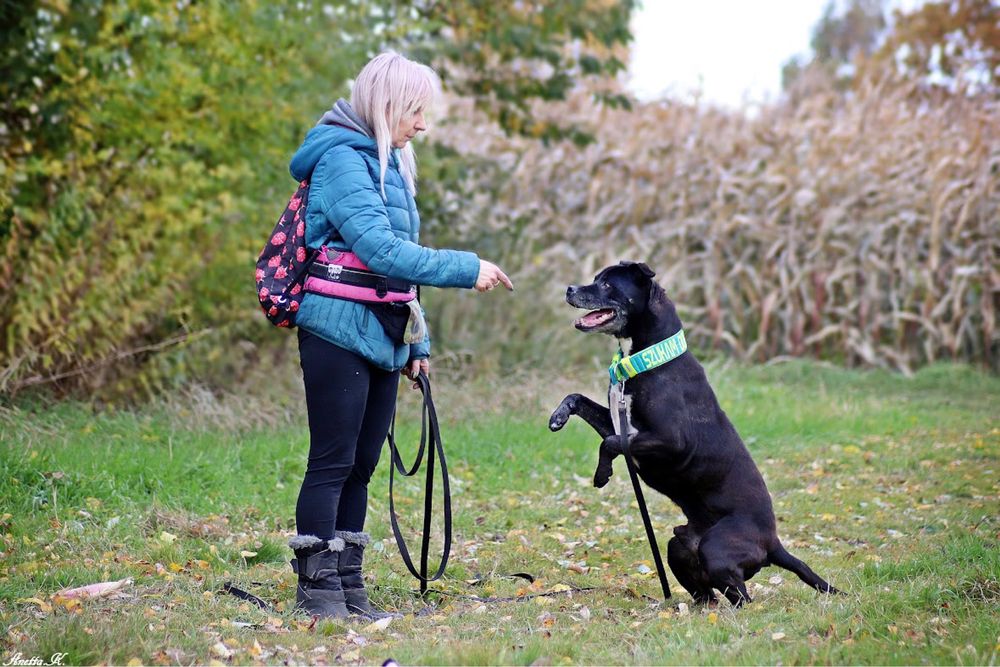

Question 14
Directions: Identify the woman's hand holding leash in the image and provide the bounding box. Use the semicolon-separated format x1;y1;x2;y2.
404;358;429;389
476;260;514;292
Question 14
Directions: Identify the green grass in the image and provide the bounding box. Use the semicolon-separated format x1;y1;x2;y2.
1;361;998;665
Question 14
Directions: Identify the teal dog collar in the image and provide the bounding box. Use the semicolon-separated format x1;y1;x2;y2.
609;329;687;384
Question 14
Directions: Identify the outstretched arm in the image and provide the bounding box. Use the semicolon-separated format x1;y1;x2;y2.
311;147;480;288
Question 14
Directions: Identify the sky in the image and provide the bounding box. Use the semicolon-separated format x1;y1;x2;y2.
626;0;918;108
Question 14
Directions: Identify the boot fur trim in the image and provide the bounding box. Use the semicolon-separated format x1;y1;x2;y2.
334;530;370;547
289;534;346;551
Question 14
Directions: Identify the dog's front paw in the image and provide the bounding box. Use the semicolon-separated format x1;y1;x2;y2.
548;397;575;432
593;462;613;488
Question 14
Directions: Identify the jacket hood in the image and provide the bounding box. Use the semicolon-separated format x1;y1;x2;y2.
318;98;372;137
289;100;378;181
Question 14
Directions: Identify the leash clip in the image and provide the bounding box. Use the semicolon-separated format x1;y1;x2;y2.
618;378;627;406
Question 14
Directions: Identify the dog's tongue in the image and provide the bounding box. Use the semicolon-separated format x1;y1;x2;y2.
576;309;615;328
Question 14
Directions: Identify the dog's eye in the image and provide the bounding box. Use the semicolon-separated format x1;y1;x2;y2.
601;282;611;290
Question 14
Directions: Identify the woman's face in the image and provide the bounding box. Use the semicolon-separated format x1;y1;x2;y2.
391;108;427;148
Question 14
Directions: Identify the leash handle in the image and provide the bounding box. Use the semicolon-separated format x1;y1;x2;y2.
616;387;672;602
387;371;452;593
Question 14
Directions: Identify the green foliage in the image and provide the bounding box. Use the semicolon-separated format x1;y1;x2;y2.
0;1;371;399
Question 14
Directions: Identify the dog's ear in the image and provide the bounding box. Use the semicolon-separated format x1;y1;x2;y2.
619;261;656;279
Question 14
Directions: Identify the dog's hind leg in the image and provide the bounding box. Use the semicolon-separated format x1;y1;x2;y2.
549;394;614;437
667;533;717;605
699;519;764;608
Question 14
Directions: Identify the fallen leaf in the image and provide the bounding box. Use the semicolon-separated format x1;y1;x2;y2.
772;632;786;641
17;597;52;613
158;531;177;544
363;616;393;632
54;597;81;612
210;641;234;660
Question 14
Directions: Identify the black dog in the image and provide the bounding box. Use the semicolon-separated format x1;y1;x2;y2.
549;261;840;607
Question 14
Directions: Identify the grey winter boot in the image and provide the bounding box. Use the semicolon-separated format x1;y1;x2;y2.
335;531;393;619
288;535;350;619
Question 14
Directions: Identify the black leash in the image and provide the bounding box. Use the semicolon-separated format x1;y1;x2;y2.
222;582;272;610
387;370;451;594
615;382;672;602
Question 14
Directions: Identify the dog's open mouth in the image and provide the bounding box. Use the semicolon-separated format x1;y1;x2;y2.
575;308;616;330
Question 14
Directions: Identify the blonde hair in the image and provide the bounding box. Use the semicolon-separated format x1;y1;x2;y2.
351;51;440;198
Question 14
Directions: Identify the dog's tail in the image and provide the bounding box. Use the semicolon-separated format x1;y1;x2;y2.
768;543;841;594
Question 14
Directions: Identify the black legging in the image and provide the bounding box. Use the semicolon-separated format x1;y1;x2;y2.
295;328;399;538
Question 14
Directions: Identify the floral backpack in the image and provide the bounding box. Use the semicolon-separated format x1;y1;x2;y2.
254;180;318;328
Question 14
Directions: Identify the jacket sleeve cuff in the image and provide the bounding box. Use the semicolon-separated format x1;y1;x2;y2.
457;251;481;289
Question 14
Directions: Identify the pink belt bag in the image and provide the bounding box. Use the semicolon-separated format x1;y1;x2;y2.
304;247;426;344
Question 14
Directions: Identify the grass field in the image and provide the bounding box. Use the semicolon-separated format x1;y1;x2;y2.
1;360;998;665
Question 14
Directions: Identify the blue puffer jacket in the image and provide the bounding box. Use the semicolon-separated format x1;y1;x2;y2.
290;124;480;371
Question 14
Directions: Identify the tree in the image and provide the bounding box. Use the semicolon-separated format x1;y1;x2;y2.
871;0;1000;94
783;0;1000;95
392;0;635;144
782;0;887;90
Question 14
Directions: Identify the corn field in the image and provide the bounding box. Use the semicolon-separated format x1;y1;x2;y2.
424;78;1000;374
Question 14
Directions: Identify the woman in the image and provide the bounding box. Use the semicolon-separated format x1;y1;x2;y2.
286;52;512;620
